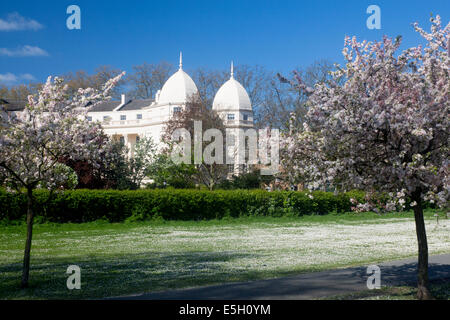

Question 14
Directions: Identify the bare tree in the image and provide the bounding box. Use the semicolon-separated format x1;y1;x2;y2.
262;59;337;130
63;65;125;99
162;96;229;190
192;64;273;129
127;62;174;99
296;59;335;86
191;62;335;131
234;64;271;116
0;83;42;104
257;78;300;131
191;68;228;106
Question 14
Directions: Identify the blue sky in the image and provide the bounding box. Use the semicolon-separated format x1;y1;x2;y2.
0;0;448;86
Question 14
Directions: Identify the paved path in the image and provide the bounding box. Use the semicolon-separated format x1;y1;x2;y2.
114;254;450;300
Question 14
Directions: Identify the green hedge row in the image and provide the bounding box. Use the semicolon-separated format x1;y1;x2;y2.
0;188;366;223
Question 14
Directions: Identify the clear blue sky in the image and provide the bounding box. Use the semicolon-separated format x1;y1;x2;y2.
0;0;448;86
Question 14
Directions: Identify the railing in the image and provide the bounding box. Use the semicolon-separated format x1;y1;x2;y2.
107;119;142;125
102;117;169;127
102;118;254;127
224;120;254;125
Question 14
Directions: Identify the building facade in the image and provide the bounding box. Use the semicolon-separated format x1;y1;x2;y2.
0;54;255;176
88;55;255;174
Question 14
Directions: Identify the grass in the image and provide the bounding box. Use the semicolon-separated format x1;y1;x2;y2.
0;209;449;299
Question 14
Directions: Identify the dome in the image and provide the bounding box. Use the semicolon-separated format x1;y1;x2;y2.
157;53;198;105
212;63;252;112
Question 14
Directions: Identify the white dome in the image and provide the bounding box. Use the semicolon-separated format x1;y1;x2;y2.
212;76;252;112
158;68;198;105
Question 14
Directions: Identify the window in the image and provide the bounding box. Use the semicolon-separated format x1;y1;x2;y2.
136;136;140;143
243;114;249;121
87;116;92;122
136;114;142;120
119;136;125;145
228;164;234;173
103;115;110;122
227;114;235;120
173;107;182;113
120;115;126;121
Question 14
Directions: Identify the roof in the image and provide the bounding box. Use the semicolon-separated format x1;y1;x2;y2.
157;68;198;104
88;100;121;112
120;99;153;111
88;98;154;112
0;97;155;113
0;99;26;112
212;76;252;112
0;97;154;113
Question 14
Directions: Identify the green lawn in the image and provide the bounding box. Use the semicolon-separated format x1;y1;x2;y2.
0;210;449;299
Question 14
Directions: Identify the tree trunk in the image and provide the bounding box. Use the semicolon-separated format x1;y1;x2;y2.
21;187;34;288
412;194;433;300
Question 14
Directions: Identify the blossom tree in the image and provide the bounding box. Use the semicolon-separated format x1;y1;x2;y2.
162;96;229;190
283;16;449;299
128;136;158;188
0;72;124;288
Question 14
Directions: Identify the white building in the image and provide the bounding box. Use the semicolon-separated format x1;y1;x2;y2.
87;54;254;173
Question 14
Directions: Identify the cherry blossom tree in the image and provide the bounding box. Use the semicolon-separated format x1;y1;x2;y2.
0;72;124;288
162;96;229;190
283;15;449;299
128;136;157;188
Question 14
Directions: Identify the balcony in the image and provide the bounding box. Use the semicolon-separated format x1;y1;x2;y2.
224;119;254;126
107;119;142;126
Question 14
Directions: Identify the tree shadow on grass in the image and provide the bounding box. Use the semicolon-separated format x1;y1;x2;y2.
349;260;450;286
3;253;449;300
0;251;263;299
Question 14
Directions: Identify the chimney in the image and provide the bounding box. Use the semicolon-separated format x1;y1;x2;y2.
113;94;127;111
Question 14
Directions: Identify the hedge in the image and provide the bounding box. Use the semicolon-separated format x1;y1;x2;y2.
0;188;367;223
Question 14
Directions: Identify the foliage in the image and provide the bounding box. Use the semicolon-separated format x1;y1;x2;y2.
0;74;124;192
0;71;124;287
62;65;126;99
147;154;196;189
62;137;131;190
283;15;449;210
64;136;157;190
1;61;337;130
218;169;274;190
0;188;373;223
128;136;157;188
282;15;449;299
162;96;229;190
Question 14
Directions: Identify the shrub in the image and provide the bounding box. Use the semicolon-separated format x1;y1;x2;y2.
217;169;275;190
0;188;378;223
